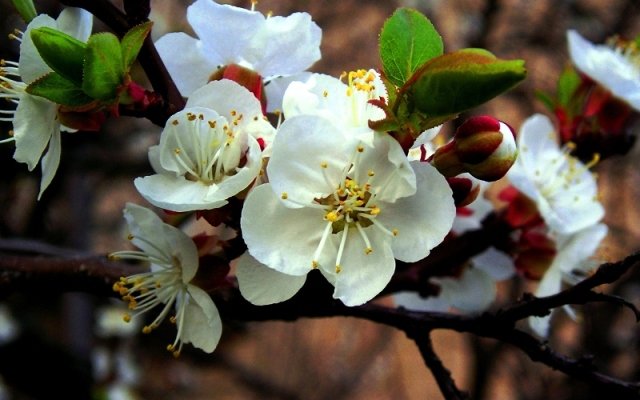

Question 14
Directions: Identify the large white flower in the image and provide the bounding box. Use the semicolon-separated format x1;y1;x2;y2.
155;0;321;111
110;203;222;355
0;8;92;198
134;80;275;212
529;223;608;337
240;115;455;306
567;30;640;111
507;114;604;234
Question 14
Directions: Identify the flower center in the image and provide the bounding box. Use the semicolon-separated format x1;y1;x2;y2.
339;69;382;127
109;233;191;357
280;143;399;274
170;111;245;186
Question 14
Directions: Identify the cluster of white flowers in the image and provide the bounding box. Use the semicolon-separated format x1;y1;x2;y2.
2;0;623;353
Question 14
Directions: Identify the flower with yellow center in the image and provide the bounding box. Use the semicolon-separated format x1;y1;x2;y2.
508;114;604;234
239;114;455;306
0;7;92;198
134;80;275;212
110;203;222;355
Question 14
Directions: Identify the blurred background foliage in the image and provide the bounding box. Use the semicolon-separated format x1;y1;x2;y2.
1;0;640;398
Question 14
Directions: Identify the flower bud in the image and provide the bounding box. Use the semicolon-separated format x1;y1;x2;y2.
446;174;481;207
209;63;267;114
430;116;517;181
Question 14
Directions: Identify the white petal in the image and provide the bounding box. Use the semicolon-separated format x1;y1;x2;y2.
241;184;328;275
264;72;312;113
37;126;61;199
187;0;265;68
267;115;356;206
56;7;93;42
183;285;222;353
12;94;56;170
377;162;455;262
441;267;496;313
155;33;218;96
327;227;395;306
529;268;562;337
256;13;321;76
236;252;307;305
474;247;515;280
19;14;55;83
134;175;227;212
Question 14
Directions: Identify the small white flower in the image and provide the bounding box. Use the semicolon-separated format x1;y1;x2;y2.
240;115;455;306
110;203;222;355
155;0;321;111
567;30;640;110
508;114;604;234
529;223;608;337
0;8;92;198
134;80;275;212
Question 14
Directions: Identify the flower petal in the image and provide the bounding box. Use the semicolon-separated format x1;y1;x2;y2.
393;291;450;312
241;184;327;276
183;285;222;353
264;72;312;113
441;267;496;313
155;33;218;96
56;7;93;42
18;15;55;83
236;252;307;305
12;94;56;170
377;161;455;262
474;247;515;280
134;175;227;212
37;126;61;199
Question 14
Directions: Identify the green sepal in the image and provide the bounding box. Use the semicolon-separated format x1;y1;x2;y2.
83;32;125;101
25;72;97;108
379;8;443;87
121;21;153;71
30;27;86;86
404;48;527;118
557;65;581;107
11;0;37;23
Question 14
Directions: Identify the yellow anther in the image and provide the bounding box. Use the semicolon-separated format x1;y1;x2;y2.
354;200;364;206
321;162;328;168
346;88;353;96
142;326;152;334
167;344;174;351
274;109;281;116
231;110;237;116
312;261;319;269
253;116;259;121
335;265;342;274
198;114;204;120
266;11;273;17
174;148;180;154
127;233;134;240
187;113;196;121
392;229;399;236
259;169;265;176
122;314;132;323
281;192;288;199
325;211;339;222
140;288;148;295
173;351;180;358
370;207;381;215
155;281;162;288
357;145;364;152
208;120;216;128
119;288;128;296
223;125;228;131
365;248;373;254
368;171;374;176
170;316;177;324
566;141;576;150
323;90;328;97
112;282;121;292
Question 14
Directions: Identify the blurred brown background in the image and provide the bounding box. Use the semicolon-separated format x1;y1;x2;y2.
1;0;640;399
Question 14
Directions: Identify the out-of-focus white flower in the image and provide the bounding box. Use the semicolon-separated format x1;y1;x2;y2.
0;8;92;198
529;223;608;337
134;80;275;212
508;114;604;234
110;203;222;355
155;0;321;111
568;30;640;110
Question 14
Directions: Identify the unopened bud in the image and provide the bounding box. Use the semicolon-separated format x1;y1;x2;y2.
209;63;266;114
430;116;517;181
446;174;481;207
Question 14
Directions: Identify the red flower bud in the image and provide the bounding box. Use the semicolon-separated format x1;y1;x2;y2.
209;63;267;114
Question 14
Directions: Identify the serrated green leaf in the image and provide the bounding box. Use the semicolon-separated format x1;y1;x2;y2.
11;0;36;23
121;21;153;71
25;72;96;108
380;8;443;87
405;49;527;118
30;27;86;86
534;89;556;112
557;66;580;107
83;32;125;101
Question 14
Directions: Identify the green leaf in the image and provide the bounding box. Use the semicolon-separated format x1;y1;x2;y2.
83;32;125;101
30;27;86;86
534;89;556;112
557;66;580;107
26;72;96;108
380;8;443;87
634;33;640;49
121;21;153;71
405;48;527;118
11;0;37;23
